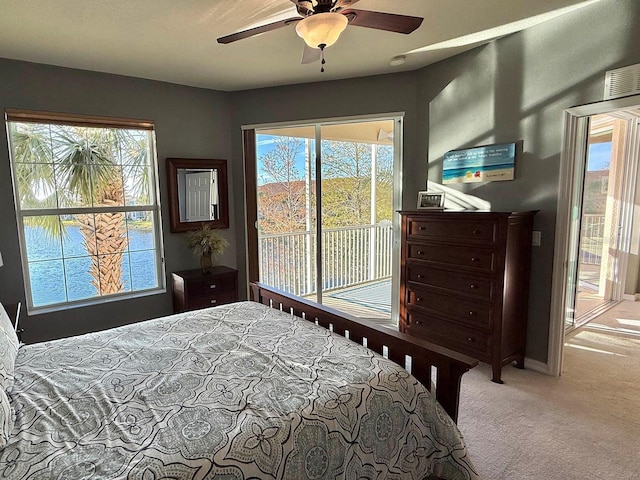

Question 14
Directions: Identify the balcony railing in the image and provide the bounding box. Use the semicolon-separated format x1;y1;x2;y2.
259;224;393;296
580;214;605;265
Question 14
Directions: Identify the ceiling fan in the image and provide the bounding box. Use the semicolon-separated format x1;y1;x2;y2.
217;0;423;70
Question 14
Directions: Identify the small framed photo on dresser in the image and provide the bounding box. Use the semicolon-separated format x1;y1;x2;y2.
417;191;445;210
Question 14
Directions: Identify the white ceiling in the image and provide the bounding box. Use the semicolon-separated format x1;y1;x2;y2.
0;0;600;92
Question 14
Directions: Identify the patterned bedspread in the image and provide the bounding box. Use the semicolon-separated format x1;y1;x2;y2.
0;301;478;480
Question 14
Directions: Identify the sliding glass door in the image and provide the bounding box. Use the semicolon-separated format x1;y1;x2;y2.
255;125;317;297
563;111;638;331
573;116;622;324
247;116;402;324
318;122;395;319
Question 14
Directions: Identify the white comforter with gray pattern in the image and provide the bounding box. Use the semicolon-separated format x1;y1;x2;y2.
0;301;478;480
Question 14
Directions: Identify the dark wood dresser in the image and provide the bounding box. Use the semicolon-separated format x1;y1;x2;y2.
399;210;537;383
171;266;238;313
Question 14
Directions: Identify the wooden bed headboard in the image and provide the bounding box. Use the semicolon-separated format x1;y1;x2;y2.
249;282;477;422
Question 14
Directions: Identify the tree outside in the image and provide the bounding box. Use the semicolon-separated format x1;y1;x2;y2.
256;133;394;294
257;136;393;233
258;136;309;233
9;122;154;304
321;140;393;227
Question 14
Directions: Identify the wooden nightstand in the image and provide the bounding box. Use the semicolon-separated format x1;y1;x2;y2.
171;266;238;313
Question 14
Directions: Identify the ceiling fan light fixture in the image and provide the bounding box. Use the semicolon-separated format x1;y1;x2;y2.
295;12;348;49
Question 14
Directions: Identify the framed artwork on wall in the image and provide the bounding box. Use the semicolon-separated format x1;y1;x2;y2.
442;142;516;184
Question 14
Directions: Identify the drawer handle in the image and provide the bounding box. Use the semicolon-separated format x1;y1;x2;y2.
209;284;217;289
471;257;479;262
416;297;423;302
467;337;475;343
414;320;423;325
417;250;425;255
470;284;478;290
472;229;481;235
210;299;217;304
417;274;424;279
418;226;426;231
468;311;476;316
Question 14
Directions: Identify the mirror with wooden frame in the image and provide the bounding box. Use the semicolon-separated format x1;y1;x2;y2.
166;158;229;232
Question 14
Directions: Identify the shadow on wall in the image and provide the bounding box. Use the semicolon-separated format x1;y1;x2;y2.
422;0;640;363
427;5;636;208
426;180;490;210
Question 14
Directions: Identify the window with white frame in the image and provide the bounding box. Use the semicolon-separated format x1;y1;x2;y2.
6;110;165;312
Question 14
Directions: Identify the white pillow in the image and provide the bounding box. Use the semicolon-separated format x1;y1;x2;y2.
0;303;19;393
0;389;12;448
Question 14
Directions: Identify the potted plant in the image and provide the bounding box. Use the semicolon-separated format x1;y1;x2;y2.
185;224;229;273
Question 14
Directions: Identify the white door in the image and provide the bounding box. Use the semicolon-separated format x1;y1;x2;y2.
185;171;213;221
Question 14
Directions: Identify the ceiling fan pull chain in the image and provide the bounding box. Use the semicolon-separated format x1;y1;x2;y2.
320;43;326;73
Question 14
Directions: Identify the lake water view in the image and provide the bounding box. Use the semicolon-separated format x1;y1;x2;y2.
26;224;158;307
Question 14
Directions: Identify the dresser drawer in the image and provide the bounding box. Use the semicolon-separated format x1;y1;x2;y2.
404;310;491;358
407;286;493;330
188;274;236;296
189;291;238;309
407;242;497;272
407;217;498;245
407;265;495;301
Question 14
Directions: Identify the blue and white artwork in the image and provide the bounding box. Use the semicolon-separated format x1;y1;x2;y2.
443;143;516;184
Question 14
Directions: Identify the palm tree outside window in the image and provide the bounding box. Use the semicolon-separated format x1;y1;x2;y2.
6;110;165;313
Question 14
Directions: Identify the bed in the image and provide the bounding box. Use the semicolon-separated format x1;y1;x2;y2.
0;283;479;480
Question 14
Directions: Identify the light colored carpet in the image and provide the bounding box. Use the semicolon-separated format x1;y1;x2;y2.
456;301;640;480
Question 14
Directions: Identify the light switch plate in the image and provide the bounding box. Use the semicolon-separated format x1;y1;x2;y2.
532;231;541;247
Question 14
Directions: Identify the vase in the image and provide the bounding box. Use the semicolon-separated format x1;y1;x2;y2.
200;252;213;273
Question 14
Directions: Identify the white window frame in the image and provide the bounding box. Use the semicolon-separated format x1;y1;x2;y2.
5;109;166;314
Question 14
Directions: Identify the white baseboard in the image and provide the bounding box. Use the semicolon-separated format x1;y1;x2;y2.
524;357;553;376
622;293;640;301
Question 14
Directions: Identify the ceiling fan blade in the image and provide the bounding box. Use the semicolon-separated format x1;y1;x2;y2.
217;17;301;44
341;9;423;34
301;44;322;64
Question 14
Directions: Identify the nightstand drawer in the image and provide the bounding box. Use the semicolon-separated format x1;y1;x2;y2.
407;242;497;272
405;310;490;358
189;274;236;296
189;292;238;309
407;265;495;301
407;287;493;330
407;218;498;245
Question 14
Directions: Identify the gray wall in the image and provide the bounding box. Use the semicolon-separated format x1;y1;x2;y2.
1;0;638;363
0;58;236;342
